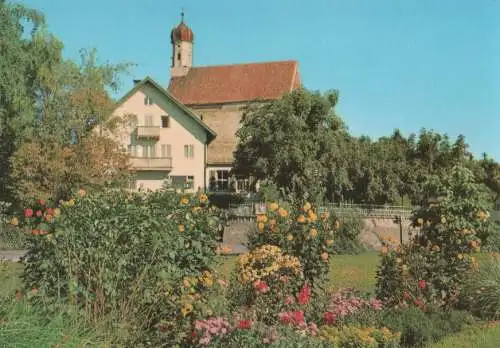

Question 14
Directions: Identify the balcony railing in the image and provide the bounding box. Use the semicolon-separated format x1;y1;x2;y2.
130;157;172;171
136;126;160;138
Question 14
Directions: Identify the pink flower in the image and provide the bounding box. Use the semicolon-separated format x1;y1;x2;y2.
292;311;305;324
24;208;33;218
284;295;295;305
253;280;270;294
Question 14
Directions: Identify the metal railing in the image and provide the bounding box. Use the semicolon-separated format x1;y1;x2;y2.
130;157;173;170
228;202;415;219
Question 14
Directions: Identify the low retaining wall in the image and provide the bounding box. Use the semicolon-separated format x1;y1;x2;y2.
222;217;419;253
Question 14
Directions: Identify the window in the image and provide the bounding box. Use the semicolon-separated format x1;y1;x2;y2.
161;115;170;128
144;115;153;127
177;52;181;61
171;176;195;190
237;179;250;192
144;96;154;105
161;144;172;158
209;170;229;191
128;144;137;156
141;143;156;158
184;144;194;159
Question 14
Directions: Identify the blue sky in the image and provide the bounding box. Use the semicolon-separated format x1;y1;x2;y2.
21;0;499;160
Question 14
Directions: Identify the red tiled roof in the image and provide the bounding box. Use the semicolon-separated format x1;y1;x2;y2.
168;60;300;105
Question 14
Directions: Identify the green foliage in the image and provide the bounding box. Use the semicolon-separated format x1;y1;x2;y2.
459;254;500;320
379;308;475;348
19;188;221;342
319;325;401;348
376;165;493;308
332;213;365;255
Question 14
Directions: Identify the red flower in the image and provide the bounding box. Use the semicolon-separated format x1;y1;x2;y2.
414;298;426;311
36;210;42;217
38;199;45;206
238;320;252;330
418;279;427;290
45;208;54;216
297;283;311;305
24;208;33;218
292;311;305;325
32;229;39;236
323;311;336;325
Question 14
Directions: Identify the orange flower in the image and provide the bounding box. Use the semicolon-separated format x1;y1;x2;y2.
199;194;208;203
257;222;265;232
326;239;334;246
180;197;189;205
256;214;268;223
297;215;306;223
278;208;288;218
308;211;317;222
178;224;185;233
303;202;312;211
287;234;294;241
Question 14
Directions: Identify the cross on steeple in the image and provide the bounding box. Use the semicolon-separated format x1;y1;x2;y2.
181;8;185;23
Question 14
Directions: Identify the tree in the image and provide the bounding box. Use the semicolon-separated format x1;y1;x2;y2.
0;2;133;206
233;88;348;203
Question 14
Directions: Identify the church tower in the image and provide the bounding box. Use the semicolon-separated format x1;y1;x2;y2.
170;12;194;77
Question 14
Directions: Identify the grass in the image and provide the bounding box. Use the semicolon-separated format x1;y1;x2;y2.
217;252;379;293
0;260;23;297
431;324;500;348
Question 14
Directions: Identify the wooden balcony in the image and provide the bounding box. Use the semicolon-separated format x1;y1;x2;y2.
136;126;160;138
130;157;172;171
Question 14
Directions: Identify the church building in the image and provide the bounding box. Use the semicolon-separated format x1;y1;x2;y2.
111;14;301;192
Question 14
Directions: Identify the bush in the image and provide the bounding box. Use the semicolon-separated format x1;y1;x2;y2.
228;245;304;324
459;253;500;320
19;188;223;344
246;201;338;285
330;213;365;255
319;325;400;348
379;307;475;347
376;166;493;308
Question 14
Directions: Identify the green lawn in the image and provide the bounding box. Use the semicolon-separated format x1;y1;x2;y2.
217;252;379;293
431;324;500;348
0;260;23;297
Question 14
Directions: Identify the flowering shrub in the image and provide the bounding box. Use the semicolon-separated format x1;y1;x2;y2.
229;245;304;323
319;326;400;348
247;201;339;284
19;188;223;343
324;289;383;326
376;166;493;308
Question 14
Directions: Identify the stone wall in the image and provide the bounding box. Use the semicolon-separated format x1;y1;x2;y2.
222;217;419;253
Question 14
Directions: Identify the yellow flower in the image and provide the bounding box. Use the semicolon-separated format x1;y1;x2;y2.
396;257;402;264
320;212;329;221
303;202;312;211
257;222;265;232
287;234;294;241
297;215;306;223
309;228;318;238
278;208;288;217
78;188;86;198
181;303;193;316
457;253;464;260
440;216;446;224
180;197;189;205
53;208;61;217
321;252;329;261
178;224;185;233
199;194;208;203
269;202;279;211
334;220;340;229
326;239;334;246
416;218;424;226
10;217;19;226
68;199;75;206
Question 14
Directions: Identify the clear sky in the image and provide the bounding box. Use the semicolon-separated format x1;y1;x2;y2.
20;0;499;160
